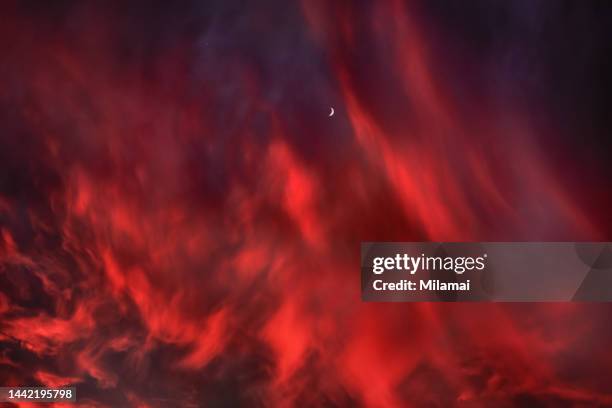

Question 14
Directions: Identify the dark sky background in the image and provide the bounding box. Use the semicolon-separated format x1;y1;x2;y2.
1;1;612;406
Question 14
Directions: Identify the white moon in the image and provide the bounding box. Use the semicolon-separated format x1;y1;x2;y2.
328;107;335;117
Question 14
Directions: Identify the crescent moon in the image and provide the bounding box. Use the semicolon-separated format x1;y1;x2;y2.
328;107;335;117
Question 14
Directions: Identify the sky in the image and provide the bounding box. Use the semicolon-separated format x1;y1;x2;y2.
1;0;612;406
